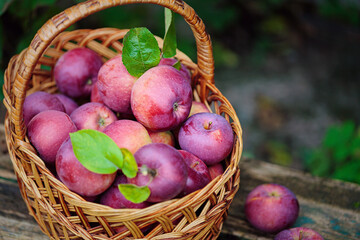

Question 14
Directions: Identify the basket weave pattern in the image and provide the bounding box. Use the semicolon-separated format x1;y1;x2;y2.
3;0;243;239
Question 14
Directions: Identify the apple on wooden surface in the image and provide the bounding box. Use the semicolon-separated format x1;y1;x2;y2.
23;91;65;126
178;112;234;165
244;183;299;233
54;47;103;98
274;227;324;240
70;102;117;131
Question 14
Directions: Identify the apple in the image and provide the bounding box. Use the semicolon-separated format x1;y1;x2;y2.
27;110;77;167
244;183;299;233
54;93;79;115
159;58;191;82
178;150;211;196
23;91;65;126
208;163;224;180
189;101;210;118
70;102;117;131
100;174;150;209
147;129;175;147
274;227;324;240
128;143;188;202
103;120;152;154
97;54;137;113
56;137;116;197
54;47;103;98
178;112;234;165
90;82;104;104
131;65;192;132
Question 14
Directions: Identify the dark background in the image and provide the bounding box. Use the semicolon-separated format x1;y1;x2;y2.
1;0;359;184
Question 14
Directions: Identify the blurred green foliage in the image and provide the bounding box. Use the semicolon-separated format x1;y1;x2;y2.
304;121;360;184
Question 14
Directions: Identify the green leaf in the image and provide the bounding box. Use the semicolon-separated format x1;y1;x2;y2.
118;184;150;203
122;27;161;77
70;129;123;174
163;8;177;58
332;160;360;184
172;60;181;70
120;148;138;178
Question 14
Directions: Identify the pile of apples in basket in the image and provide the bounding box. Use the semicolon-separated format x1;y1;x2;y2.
24;10;233;207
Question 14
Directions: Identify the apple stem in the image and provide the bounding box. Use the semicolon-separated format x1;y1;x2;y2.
139;165;156;185
204;121;213;130
173;102;179;112
86;79;92;85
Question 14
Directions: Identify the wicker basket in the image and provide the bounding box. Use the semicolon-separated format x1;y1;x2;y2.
3;0;243;239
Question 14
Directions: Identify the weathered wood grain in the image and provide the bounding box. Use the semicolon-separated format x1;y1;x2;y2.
220;159;360;240
1;124;360;239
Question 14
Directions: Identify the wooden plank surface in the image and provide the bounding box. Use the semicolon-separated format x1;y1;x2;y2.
0;124;359;240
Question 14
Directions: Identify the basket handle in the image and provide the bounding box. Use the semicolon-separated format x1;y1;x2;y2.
11;0;214;138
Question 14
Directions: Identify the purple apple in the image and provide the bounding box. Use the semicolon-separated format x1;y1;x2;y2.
56;137;116;197
147;129;175;147
131;65;192;132
245;183;300;233
274;227;324;240
23;91;65;126
189;101;210;118
54;93;79;115
159;58;191;82
97;54;137;113
129;143;188;202
178;150;211;196
178;112;234;165
54;47;103;98
100;174;150;209
27;110;77;167
208;163;224;180
103;120;152;154
70;102;117;131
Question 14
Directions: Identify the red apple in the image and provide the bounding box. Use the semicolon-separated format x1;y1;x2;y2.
189;101;210;118
208;163;224;180
54;47;103;98
54;93;79;115
245;183;300;233
178;150;211;196
147;130;175;147
70;102;117;131
129;143;188;202
178;112;234;165
159;58;191;82
97;54;137;113
100;174;151;209
103;120;152;154
131;65;192;132
27;110;77;167
274;227;324;240
23;91;65;126
90;82;104;104
56;137;116;197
